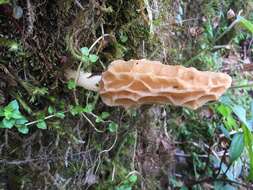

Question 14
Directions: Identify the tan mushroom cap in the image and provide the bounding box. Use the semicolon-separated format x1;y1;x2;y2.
99;59;232;109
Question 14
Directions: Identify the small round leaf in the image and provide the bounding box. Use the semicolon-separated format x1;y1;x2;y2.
89;54;98;63
36;120;47;129
17;125;29;134
80;47;89;56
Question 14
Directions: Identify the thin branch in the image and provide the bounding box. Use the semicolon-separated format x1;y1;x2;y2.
88;34;111;53
25;111;68;126
74;0;85;10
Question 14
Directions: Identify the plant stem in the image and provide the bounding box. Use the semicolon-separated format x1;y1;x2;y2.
230;83;253;89
88;34;111;52
25;111;69;126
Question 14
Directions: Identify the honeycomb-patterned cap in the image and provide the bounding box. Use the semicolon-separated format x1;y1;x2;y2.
99;59;232;109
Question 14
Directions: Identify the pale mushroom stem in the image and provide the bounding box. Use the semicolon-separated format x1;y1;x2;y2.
65;70;101;91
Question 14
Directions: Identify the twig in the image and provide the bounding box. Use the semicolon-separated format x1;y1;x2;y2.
219;129;242;138
74;0;85;10
88;34;111;53
213;45;231;50
25;111;68;126
125;170;142;178
181;18;200;23
81;113;103;133
111;163;116;181
94;129;118;174
64;146;71;167
0;150;92;165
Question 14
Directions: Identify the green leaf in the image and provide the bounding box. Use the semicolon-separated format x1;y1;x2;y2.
242;125;253;180
48;106;54;114
4;108;13;119
95;116;103;123
229;133;244;162
218;125;230;139
219;96;234;107
80;47;89;56
204;20;214;40
247;101;253;129
2;118;15;129
230;159;243;180
4;100;20;119
101;112;110;119
116;185;131;190
89;54;99;63
7;100;19;111
36;120;47;129
95;112;110;122
225;115;236;130
217;104;236;129
217;104;231;117
237;16;253;34
11;110;23;119
232;105;248;127
81;55;89;62
67;79;76;90
169;177;184;187
32;87;48;97
119;32;128;43
251;101;253;117
0;108;4;116
15;117;28;125
0;0;10;5
0;121;4;128
70;105;84;116
83;104;93;113
55;112;65;119
128;175;137;183
108;122;118;133
17;125;29;134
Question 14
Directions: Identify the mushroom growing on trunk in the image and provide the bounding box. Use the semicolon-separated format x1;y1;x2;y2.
65;59;232;109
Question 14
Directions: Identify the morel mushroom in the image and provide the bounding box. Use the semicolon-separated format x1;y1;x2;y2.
66;59;232;109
